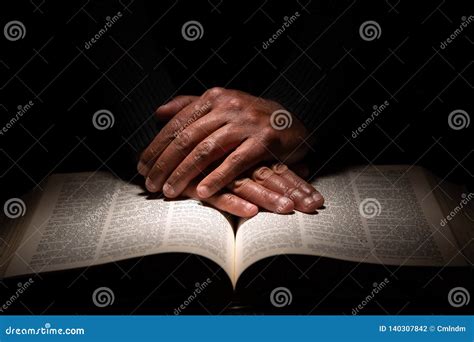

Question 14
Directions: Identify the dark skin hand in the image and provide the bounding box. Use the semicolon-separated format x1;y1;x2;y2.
181;162;324;218
138;89;324;215
138;88;311;199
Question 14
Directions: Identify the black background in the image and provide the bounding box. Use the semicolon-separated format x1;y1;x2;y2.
0;0;472;314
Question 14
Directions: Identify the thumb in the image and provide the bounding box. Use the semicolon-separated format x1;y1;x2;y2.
155;95;199;120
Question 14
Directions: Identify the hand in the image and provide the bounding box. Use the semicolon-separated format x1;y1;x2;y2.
181;162;324;218
138;89;309;199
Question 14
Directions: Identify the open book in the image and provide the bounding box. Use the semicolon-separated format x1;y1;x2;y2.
1;165;472;291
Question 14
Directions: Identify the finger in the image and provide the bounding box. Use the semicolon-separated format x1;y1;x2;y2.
227;178;294;214
197;139;267;198
138;99;213;176
272;163;324;208
145;117;228;193
251;166;319;213
155;95;199;120
182;183;258;218
162;125;244;198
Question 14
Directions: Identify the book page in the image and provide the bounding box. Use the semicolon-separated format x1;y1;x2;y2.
4;172;235;279
0;218;24;275
235;165;466;279
0;192;43;278
429;175;474;264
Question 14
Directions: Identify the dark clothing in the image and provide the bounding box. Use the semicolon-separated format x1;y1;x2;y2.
85;1;355;155
0;0;472;196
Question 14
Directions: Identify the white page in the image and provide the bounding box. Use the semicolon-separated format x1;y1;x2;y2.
6;172;235;279
235;166;466;279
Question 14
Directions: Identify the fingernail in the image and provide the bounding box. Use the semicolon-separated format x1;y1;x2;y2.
197;185;210;198
303;196;316;209
245;203;258;216
163;183;175;197
312;193;324;207
145;178;157;192
301;184;314;195
137;161;149;175
274;163;288;173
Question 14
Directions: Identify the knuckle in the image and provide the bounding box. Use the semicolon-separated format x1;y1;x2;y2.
293;179;305;189
194;140;215;162
228;98;243;110
232;178;251;191
142;150;154;163
205;87;226;99
192;103;202;112
171;168;184;181
153;160;165;173
286;187;299;201
261;126;278;141
252;166;272;181
212;170;227;185
169;119;184;136
222;193;236;205
221;124;238;136
174;131;191;151
142;145;160;162
245;110;261;125
229;152;244;166
258;188;273;203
